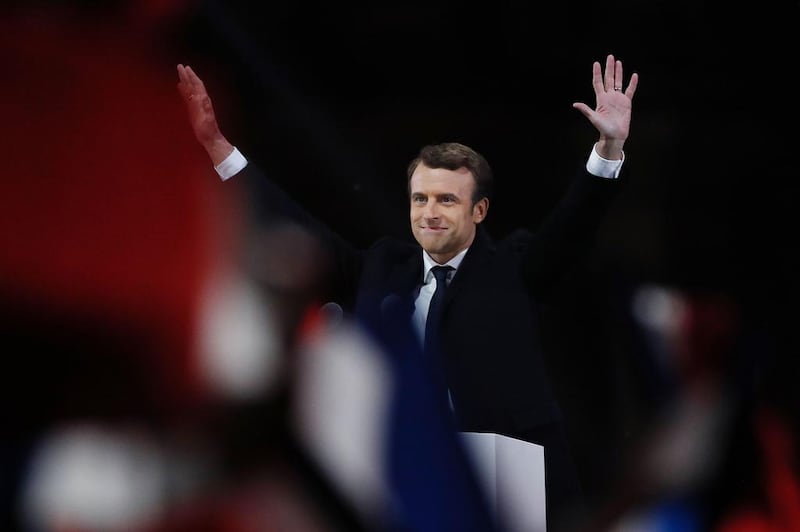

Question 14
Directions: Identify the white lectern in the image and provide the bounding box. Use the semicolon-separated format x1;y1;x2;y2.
460;432;546;532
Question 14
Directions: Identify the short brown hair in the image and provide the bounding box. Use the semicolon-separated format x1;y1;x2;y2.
406;142;493;205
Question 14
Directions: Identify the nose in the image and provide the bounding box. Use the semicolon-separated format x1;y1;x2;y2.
424;200;440;219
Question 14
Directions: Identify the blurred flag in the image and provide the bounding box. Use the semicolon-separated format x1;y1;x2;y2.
292;301;499;532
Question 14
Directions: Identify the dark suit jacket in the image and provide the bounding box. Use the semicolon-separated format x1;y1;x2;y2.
239;159;626;524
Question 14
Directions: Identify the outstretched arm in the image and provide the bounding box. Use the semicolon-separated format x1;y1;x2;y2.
176;64;235;167
175;63;365;303
572;54;639;161
519;55;638;297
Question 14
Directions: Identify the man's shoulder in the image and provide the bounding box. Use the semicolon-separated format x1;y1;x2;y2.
467;228;534;264
485;227;535;251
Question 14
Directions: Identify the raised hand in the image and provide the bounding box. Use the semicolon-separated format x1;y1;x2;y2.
176;64;233;166
572;54;639;160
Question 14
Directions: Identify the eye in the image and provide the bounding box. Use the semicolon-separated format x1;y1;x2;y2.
411;195;427;205
440;194;456;205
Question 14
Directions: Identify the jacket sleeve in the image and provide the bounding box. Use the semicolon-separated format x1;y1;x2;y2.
232;160;365;309
519;163;628;300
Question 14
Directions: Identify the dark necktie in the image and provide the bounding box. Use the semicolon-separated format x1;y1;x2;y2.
424;265;453;357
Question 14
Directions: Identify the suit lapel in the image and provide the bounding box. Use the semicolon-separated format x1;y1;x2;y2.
378;227;494;323
393;250;424;295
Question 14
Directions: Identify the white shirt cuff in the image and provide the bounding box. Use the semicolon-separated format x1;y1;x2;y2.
214;147;248;181
586;143;624;179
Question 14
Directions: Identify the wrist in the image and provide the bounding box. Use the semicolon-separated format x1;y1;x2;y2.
204;136;235;167
595;138;625;161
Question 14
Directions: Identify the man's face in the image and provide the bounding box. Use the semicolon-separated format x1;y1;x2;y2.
409;163;488;264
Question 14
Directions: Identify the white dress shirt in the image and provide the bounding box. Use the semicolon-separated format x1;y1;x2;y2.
411;249;468;344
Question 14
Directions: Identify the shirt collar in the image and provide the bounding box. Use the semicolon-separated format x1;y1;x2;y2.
422;247;468;284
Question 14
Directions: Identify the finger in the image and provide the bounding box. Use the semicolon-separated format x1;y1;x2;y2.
185;66;206;94
624;72;639;99
604;54;615;91
572;102;594;120
178;65;186;89
178;65;196;97
591;61;603;94
178;64;193;87
184;65;199;91
614;59;623;91
176;64;188;94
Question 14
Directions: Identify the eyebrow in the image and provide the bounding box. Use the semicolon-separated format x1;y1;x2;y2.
411;192;461;200
437;193;460;202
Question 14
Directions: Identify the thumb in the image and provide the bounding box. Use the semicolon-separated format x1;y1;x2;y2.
572;102;593;119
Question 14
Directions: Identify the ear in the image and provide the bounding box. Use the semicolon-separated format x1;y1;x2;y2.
472;198;489;224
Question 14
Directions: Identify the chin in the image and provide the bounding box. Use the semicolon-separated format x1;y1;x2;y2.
422;245;449;258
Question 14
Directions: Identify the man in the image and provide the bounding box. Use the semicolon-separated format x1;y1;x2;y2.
177;54;638;530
